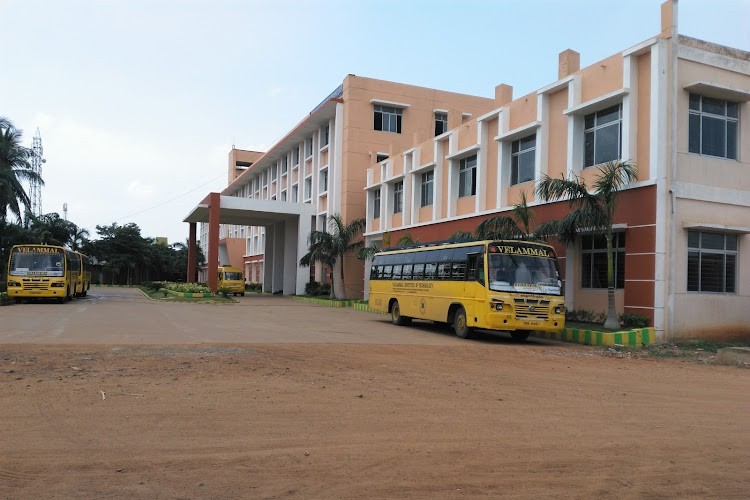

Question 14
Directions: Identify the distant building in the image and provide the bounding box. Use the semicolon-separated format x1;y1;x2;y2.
186;1;749;340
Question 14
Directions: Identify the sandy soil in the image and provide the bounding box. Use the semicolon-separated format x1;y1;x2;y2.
2;341;748;499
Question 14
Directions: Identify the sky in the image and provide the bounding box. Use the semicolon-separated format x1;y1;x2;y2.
2;0;748;245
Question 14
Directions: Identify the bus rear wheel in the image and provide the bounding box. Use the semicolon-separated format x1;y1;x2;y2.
390;300;411;326
453;306;473;339
511;330;531;342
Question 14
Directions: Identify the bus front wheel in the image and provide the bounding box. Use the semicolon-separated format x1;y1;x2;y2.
390;300;411;326
453;307;473;339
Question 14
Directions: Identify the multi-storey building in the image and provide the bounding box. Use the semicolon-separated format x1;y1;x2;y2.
362;2;749;340
186;76;497;296
185;1;748;340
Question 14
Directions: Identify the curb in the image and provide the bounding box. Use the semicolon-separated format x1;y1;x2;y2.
534;327;655;347
293;296;353;308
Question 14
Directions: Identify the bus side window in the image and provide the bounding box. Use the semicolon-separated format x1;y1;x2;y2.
467;252;485;285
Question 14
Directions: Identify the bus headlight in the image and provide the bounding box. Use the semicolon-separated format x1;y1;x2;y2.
554;305;564;315
51;282;65;288
490;300;504;311
7;281;20;287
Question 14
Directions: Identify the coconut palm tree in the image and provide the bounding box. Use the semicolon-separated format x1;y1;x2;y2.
299;214;366;299
476;191;536;240
0;118;41;223
535;160;637;329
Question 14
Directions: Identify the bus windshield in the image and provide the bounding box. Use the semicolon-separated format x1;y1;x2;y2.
9;251;65;277
223;272;243;281
488;253;561;296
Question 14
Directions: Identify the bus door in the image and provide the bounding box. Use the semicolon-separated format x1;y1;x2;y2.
462;248;485;321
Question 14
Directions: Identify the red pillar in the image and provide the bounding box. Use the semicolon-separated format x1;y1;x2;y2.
207;192;221;293
187;222;197;283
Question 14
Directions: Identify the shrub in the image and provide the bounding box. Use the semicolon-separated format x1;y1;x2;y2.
619;313;649;328
566;309;604;324
305;281;321;295
318;283;331;296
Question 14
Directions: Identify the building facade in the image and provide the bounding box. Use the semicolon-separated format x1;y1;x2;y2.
362;3;749;340
188;76;497;296
186;1;748;340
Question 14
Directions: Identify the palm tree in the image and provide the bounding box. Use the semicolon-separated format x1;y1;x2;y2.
476;191;536;240
535;161;637;329
70;226;90;251
299;214;366;299
396;233;419;246
0;118;41;223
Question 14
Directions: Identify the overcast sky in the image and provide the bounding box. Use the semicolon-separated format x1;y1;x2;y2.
2;0;748;244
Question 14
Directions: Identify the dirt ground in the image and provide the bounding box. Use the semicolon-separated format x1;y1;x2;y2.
0;343;747;499
1;289;749;498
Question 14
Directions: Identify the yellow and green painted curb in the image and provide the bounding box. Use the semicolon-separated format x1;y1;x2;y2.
293;296;353;308
351;302;386;314
534;326;655;347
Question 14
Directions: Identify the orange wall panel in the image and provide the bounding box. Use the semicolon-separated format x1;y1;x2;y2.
636;52;651;180
508;92;537;130
580;54;623;103
547;90;568;178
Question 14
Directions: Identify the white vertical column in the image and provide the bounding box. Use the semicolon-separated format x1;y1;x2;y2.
476;121;487;212
566;76;582;177
536;93;550;179
296;214;312;295
622;55;638;164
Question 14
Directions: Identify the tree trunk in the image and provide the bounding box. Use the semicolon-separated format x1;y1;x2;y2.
604;231;620;329
329;266;335;299
339;254;347;300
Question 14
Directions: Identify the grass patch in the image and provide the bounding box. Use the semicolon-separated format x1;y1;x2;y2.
139;287;236;304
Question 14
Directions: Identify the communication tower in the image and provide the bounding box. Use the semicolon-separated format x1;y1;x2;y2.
29;128;46;217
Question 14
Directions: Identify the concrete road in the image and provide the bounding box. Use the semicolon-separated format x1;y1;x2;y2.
0;286;473;345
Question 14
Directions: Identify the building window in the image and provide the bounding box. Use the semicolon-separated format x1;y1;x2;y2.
281;157;288;175
322;124;330;147
393;181;403;213
261;171;268;186
581;233;625;289
319;168;328;193
292;147;300;165
291;184;298;202
584;104;622;167
376;153;389;163
271;164;277;181
304;177;312;200
420;171;434;207
373;190;381;219
434;112;448;136
374;105;402;133
687;231;737;293
688;94;738;160
305;137;313;157
511;134;536;185
281;190;287;202
458;155;477;197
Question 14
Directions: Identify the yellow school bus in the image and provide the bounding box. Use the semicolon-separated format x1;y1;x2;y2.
217;265;245;296
6;244;80;303
368;240;565;340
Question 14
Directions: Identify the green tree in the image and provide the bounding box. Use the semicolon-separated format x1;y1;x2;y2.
476;191;536;240
86;223;151;285
28;213;79;247
0;117;42;223
300;214;365;299
535;161;637;329
396;233;419;246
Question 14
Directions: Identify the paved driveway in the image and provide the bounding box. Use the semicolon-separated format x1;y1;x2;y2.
0;286;470;345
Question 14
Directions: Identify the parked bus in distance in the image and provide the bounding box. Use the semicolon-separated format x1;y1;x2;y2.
368;240;565;340
72;251;91;297
217;265;245;296
6;244;81;303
